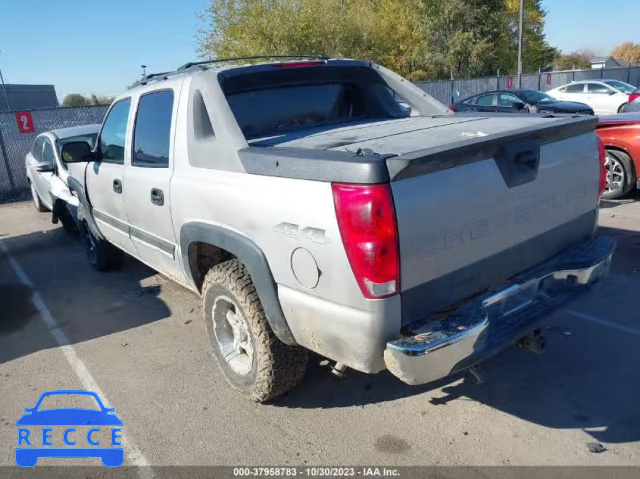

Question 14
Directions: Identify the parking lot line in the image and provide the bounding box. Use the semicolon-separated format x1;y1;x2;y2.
567;309;640;337
0;240;155;476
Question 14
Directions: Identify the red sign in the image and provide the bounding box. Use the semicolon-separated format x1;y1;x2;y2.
15;111;35;134
547;73;552;85
507;76;513;89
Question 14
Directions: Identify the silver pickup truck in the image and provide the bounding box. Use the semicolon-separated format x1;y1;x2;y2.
60;57;615;402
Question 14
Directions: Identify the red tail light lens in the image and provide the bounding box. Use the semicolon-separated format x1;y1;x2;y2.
449;104;456;111
332;183;400;299
597;137;606;197
629;91;640;103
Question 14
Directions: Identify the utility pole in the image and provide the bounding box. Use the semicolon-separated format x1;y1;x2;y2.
0;50;11;111
517;0;524;88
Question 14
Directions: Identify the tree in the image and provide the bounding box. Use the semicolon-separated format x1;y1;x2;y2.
612;42;640;65
62;94;88;107
198;0;559;80
553;51;592;71
87;94;114;105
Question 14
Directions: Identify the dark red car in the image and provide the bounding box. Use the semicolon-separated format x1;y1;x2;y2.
596;113;640;199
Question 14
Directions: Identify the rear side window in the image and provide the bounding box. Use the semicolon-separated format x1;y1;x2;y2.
132;90;174;167
226;83;366;139
99;98;131;163
476;94;495;106
564;84;585;93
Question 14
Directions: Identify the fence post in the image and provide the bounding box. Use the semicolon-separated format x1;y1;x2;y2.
0;124;16;195
538;68;542;90
450;72;454;105
497;69;500;89
629;65;632;83
572;70;576;82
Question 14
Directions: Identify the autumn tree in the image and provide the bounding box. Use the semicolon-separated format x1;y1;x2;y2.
553;51;592;71
612;42;640;65
198;0;559;80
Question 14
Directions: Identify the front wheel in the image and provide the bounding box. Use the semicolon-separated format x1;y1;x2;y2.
602;149;636;200
202;259;308;402
30;182;48;212
81;222;123;271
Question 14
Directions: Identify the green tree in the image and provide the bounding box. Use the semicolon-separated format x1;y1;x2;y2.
62;94;88;107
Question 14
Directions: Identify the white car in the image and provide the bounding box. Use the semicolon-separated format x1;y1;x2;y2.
547;79;636;115
25;124;100;213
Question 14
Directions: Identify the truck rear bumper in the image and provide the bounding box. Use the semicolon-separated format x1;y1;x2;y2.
384;236;615;385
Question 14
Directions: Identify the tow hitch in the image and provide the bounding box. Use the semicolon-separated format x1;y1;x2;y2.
517;328;546;354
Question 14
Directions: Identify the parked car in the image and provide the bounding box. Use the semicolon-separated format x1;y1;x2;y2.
596;113;640;199
621;88;640;113
60;56;613;402
25;124;100;212
547;79;637;115
451;89;593;115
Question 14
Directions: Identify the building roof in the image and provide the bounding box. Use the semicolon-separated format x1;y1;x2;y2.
0;84;58;112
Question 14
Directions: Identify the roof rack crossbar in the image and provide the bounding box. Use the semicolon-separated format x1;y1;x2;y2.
177;55;329;71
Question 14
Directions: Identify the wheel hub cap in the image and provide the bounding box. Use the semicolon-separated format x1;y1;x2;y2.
212;296;253;376
604;154;625;194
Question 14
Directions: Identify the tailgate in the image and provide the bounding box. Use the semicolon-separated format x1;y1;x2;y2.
388;116;601;325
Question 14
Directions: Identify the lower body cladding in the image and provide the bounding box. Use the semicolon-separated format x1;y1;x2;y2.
385;236;616;385
279;236;615;385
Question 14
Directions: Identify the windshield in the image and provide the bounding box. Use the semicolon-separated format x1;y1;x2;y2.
603;80;636;94
520;90;556;105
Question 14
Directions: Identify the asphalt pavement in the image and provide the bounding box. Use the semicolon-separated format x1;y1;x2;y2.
1;196;639;471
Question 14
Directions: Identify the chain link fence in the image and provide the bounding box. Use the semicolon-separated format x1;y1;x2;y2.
416;65;640;105
0;105;108;200
1;65;639;202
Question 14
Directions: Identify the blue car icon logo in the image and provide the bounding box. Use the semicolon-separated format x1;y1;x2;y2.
15;390;123;467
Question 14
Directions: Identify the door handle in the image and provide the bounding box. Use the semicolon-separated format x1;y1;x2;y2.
150;188;164;206
112;179;122;194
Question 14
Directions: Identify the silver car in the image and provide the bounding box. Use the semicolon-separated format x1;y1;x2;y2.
25;124;100;212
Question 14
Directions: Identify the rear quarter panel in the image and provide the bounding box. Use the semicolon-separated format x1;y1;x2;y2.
596;124;640;174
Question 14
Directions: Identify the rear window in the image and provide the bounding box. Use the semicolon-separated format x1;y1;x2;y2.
227;83;368;139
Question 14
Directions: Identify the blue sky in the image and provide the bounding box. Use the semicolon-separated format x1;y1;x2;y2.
0;0;638;101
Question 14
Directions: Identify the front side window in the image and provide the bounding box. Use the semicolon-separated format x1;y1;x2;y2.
498;94;521;106
587;83;613;94
132;90;174;167
99;98;131;163
42;139;55;168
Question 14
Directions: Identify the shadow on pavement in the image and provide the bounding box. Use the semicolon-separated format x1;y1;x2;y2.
0;227;171;364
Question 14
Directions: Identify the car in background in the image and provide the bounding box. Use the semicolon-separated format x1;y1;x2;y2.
621;88;640;113
451;89;594;115
596;113;640;199
547;80;636;115
25;124;100;213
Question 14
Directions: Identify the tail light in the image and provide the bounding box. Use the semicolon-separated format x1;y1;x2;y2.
449;104;456;112
597;137;607;197
332;183;400;299
629;90;640;103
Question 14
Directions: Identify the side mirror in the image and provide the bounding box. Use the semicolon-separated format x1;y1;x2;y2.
608;90;616;95
61;141;93;164
24;408;33;413
34;163;55;173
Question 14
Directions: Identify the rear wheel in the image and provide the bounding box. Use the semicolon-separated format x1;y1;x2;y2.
81;222;123;271
30;182;48;212
203;259;307;402
602;149;636;200
618;103;629;114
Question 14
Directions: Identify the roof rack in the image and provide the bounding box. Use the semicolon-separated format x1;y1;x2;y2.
129;55;328;89
177;55;329;71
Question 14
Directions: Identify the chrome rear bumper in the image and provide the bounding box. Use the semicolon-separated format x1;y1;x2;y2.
384;236;615;385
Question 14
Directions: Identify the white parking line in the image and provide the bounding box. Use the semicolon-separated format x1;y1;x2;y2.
0;241;155;478
567;309;640;337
